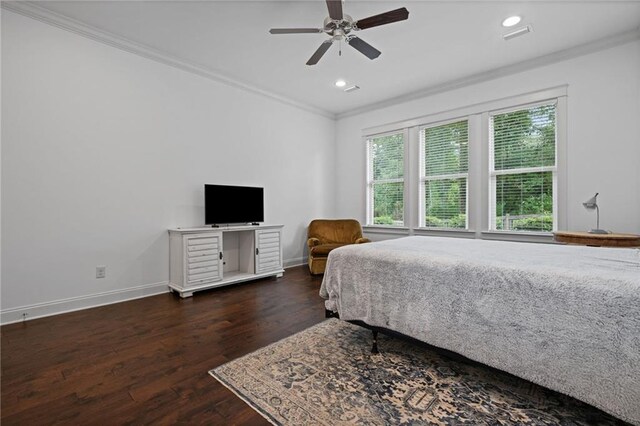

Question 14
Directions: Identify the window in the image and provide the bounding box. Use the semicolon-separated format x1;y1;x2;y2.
489;103;557;232
419;120;469;229
362;87;565;240
366;132;405;226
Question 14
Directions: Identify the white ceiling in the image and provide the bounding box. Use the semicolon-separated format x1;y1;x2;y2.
25;1;640;116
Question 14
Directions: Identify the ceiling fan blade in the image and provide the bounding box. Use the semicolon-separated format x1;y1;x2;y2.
269;28;323;34
347;36;381;60
354;7;409;30
306;40;333;66
326;0;343;21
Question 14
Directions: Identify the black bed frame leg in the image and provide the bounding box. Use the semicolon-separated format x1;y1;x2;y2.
325;309;339;319
371;330;379;354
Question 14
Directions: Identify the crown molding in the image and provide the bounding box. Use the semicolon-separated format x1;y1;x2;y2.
336;26;640;120
1;1;336;120
4;1;639;122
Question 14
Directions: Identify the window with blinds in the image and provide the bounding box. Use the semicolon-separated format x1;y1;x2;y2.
490;103;556;232
367;132;405;226
419;120;469;229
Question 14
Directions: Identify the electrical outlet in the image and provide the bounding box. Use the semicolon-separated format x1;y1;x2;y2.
96;266;106;279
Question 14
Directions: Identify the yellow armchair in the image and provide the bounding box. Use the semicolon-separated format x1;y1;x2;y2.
307;219;370;275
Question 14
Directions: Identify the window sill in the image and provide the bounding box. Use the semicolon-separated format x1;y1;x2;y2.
413;228;476;239
481;230;555;244
362;227;556;243
363;225;410;235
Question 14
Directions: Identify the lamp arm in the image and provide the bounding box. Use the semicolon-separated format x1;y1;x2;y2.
596;204;599;230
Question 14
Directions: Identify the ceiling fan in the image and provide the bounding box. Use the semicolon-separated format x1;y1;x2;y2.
269;1;409;66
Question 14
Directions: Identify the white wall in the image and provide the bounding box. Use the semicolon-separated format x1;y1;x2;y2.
1;11;335;321
335;40;640;235
3;10;639;324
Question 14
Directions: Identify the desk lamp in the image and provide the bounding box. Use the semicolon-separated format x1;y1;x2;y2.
582;193;608;234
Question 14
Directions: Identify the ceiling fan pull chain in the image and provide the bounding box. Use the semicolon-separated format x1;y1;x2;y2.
339;39;342;56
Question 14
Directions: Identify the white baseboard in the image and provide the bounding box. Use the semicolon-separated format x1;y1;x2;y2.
2;260;306;325
1;281;169;325
284;257;305;269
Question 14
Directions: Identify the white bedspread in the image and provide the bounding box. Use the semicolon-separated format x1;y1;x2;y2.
320;236;640;425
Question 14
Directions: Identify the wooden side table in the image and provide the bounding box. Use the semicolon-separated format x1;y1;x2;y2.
553;231;640;247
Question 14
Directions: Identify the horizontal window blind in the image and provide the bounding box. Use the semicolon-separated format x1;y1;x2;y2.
490;103;556;232
370;133;404;180
420;120;468;229
492;104;556;171
368;133;404;226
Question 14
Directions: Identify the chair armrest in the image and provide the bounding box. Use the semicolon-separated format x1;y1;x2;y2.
355;237;371;244
307;237;321;248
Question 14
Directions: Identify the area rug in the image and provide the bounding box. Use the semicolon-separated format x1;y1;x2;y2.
209;319;627;425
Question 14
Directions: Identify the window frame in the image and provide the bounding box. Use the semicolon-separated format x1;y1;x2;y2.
365;129;409;228
488;100;559;233
418;118;470;230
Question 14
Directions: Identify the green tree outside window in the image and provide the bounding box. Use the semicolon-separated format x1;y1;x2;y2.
369;133;404;226
492;104;556;232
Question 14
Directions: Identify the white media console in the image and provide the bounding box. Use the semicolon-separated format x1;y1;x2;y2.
168;224;284;298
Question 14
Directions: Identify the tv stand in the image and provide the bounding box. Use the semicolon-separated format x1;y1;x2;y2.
168;224;284;298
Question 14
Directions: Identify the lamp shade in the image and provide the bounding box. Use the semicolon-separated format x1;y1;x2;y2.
582;193;598;209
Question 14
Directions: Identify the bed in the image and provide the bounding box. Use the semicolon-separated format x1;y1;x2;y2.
319;236;640;425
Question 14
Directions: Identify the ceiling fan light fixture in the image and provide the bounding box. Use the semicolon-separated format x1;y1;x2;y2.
502;15;521;27
335;79;347;87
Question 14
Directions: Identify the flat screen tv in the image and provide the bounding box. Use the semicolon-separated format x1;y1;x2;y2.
204;184;264;225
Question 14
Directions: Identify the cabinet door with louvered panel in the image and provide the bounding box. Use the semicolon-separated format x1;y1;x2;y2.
255;229;282;274
184;233;223;287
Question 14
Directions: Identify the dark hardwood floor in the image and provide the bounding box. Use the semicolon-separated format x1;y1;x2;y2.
1;265;325;425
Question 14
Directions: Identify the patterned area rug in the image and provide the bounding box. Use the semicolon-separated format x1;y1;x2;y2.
209;319;627;425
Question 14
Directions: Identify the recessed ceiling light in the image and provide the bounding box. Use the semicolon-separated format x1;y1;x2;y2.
335;79;347;88
502;16;521;27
